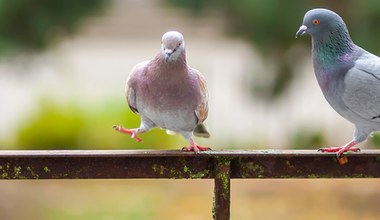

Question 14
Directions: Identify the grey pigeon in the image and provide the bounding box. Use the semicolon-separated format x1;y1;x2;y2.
296;8;380;157
113;31;210;153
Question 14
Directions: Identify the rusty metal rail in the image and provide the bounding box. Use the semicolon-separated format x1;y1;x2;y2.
0;149;380;219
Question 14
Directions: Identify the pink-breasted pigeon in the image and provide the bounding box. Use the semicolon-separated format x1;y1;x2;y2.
114;31;210;153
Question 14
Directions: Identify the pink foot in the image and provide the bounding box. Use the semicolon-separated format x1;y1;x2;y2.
182;145;211;153
113;125;142;142
318;140;359;157
318;147;360;153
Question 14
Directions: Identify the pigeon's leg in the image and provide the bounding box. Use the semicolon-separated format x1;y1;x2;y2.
318;140;360;155
182;138;211;153
113;118;155;142
113;126;143;142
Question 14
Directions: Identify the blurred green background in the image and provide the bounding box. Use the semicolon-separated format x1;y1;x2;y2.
1;0;380;219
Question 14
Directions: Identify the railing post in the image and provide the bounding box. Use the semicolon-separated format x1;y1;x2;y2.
213;158;231;220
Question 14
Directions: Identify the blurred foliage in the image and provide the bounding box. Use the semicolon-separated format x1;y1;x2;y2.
369;133;380;149
0;0;108;54
16;100;85;149
15;99;184;150
166;0;380;99
289;127;326;149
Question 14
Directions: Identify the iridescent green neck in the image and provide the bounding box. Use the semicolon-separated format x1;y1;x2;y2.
312;24;354;65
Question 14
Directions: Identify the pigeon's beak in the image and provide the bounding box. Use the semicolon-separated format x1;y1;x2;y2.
164;49;173;63
296;25;308;38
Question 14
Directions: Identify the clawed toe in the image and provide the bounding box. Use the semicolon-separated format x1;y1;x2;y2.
182;146;198;153
317;147;360;153
317;147;339;153
113;125;143;142
317;145;360;165
182;145;211;153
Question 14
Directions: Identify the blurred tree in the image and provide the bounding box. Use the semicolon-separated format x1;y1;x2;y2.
289;127;326;149
0;0;107;54
15;99;184;150
166;0;380;99
16;100;85;149
369;133;380;149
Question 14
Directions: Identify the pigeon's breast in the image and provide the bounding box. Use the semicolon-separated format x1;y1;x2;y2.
136;75;201;131
313;63;353;120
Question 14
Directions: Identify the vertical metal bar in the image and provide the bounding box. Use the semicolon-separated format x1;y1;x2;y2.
213;159;231;220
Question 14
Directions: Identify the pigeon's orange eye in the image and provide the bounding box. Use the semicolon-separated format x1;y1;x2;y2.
313;19;320;25
178;42;182;46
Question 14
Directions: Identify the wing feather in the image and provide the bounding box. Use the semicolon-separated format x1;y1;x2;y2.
343;54;380;122
190;68;209;124
125;61;149;114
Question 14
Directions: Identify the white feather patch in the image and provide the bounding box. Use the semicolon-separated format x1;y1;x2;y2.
166;130;177;135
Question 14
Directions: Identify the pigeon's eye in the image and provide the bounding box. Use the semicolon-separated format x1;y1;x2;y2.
313;19;320;25
178;42;182;47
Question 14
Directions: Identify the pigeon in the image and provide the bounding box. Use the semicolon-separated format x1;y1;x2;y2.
113;31;211;153
296;8;380;157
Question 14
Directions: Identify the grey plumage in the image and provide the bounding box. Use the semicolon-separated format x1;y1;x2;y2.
296;8;380;156
114;31;210;153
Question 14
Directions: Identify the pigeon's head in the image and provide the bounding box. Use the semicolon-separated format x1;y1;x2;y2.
161;31;185;63
296;8;347;39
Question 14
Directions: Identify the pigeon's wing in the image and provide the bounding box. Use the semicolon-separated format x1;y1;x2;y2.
190;68;209;124
342;53;380;122
125;61;149;114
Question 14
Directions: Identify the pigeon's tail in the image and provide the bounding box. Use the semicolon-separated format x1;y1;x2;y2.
193;123;210;138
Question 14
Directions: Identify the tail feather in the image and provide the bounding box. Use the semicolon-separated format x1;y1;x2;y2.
193;123;210;138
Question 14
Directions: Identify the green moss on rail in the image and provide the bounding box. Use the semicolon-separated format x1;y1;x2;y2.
183;165;210;178
240;161;265;178
152;164;165;176
215;158;231;200
151;160;211;179
44;166;51;173
0;163;40;179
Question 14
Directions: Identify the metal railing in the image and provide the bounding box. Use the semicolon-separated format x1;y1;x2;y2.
0;149;379;219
